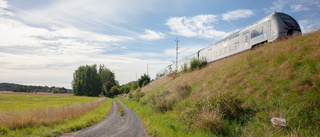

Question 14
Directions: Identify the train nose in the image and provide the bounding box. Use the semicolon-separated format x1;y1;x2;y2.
287;29;301;36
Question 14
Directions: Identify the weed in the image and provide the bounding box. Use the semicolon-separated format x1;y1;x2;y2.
0;126;10;135
190;58;207;71
176;83;192;99
131;92;145;102
154;97;175;113
116;100;125;116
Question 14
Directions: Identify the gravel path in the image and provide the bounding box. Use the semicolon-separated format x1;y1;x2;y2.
69;99;146;137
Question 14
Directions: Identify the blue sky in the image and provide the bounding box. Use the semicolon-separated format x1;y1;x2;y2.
0;0;319;89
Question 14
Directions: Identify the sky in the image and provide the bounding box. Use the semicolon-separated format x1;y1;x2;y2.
0;0;319;89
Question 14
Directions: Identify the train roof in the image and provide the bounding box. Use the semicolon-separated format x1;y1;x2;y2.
212;12;278;46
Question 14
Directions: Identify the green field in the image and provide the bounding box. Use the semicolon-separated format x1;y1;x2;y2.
0;93;99;112
0;93;113;136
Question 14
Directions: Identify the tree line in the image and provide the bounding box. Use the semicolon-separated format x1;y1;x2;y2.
0;83;70;93
72;64;151;97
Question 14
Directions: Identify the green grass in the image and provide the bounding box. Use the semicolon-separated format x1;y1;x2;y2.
3;99;113;137
124;31;320;136
118;98;213;137
116;100;125;116
0;94;113;136
0;94;99;112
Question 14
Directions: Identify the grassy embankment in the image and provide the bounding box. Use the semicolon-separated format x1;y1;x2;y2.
0;93;113;136
122;30;320;136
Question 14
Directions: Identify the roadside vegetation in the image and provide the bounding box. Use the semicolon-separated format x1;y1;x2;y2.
0;93;113;136
123;30;320;136
72;64;151;97
116;100;125;116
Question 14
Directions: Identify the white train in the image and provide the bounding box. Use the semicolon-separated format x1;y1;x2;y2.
156;12;301;79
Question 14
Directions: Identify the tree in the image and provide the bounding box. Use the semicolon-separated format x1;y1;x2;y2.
52;87;61;93
138;74;151;87
99;65;118;96
108;86;120;97
72;64;102;96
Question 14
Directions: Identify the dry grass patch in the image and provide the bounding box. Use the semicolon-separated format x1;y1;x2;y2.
0;98;107;129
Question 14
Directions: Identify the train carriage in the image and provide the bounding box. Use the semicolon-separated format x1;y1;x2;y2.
156;12;301;80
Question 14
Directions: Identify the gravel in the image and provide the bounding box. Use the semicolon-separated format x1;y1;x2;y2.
67;99;146;137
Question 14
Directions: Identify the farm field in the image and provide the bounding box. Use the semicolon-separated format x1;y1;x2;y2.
0;91;98;111
0;92;113;136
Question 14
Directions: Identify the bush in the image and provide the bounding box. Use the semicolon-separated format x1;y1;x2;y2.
132;92;145;102
154;98;175;113
190;58;207;71
181;63;188;72
181;92;252;134
176;84;192;98
0;126;10;135
138;74;151;87
128;93;133;99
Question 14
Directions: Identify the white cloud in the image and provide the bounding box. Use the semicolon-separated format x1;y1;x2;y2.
264;0;287;13
0;0;14;16
14;0;157;31
0;0;144;88
221;9;254;21
290;4;309;12
139;29;166;40
298;18;320;33
166;14;229;39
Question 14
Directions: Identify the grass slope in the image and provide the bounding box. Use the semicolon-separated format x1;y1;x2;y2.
125;31;320;136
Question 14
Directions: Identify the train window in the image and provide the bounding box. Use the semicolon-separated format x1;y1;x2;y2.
226;46;230;53
222;48;226;54
243;31;249;35
251;26;263;38
235;42;239;49
231;44;236;51
280;14;299;27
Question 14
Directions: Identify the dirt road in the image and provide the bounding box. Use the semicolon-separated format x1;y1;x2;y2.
69;99;146;137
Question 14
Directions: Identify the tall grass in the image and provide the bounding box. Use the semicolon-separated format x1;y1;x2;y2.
0;93;113;136
2;99;113;137
118;98;213;137
0;98;107;130
125;30;320;136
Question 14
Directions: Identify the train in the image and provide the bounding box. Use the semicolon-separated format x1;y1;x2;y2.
156;12;301;79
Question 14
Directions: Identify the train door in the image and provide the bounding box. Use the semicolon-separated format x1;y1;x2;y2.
266;20;271;39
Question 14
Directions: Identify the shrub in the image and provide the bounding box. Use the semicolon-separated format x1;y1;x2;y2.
138;74;151;87
176;84;192;99
181;63;188;72
132;92;145;102
154;98;175;113
180;92;252;134
128;93;133;99
190;58;207;71
168;70;178;79
0;126;10;135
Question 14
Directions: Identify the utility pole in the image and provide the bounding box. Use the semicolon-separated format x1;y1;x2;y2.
147;63;149;75
175;37;180;71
